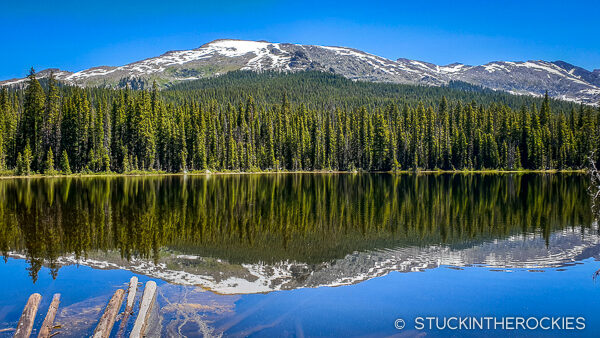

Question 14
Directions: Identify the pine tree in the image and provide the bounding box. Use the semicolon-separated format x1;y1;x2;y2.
44;72;61;157
373;112;390;170
266;119;275;169
23;142;33;175
44;148;55;174
540;92;551;126
61;94;79;171
227;126;237;170
60;150;71;175
21;68;45;171
122;149;130;173
359;108;373;170
0;124;4;171
514;145;522;169
76;91;91;170
102;153;111;172
325;113;337;170
16;152;24;175
133;91;156;169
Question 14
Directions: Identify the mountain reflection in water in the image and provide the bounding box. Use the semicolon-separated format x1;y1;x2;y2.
0;173;597;293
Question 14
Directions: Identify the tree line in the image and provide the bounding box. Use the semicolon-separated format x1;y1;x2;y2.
0;69;599;174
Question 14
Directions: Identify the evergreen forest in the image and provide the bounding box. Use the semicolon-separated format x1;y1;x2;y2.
0;69;599;175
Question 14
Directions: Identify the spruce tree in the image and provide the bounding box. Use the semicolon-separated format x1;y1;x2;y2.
122;151;130;173
16;152;24;175
21;68;45;171
44;72;61;156
23;142;33;175
267;120;275;169
60;150;71;175
373;113;390;170
44;148;55;174
0;126;4;171
102;153;111;172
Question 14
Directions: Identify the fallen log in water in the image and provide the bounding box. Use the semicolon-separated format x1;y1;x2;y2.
116;277;139;338
14;293;42;338
130;281;157;338
38;293;61;338
93;289;125;338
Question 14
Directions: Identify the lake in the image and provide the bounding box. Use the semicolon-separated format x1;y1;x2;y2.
0;173;599;337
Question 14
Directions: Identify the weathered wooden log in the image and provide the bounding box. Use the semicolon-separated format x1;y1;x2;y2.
129;281;157;338
93;289;125;338
116;277;138;338
125;277;139;311
14;293;42;338
37;293;61;338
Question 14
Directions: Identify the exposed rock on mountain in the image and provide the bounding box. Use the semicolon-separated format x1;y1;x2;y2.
2;39;599;104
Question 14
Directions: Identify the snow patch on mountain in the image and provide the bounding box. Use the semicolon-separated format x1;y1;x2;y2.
439;63;468;73
1;39;599;105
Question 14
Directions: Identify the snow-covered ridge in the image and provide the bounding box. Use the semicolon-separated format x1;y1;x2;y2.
1;39;599;104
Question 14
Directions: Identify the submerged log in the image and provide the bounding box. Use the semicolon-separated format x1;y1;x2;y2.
130;281;157;338
38;293;61;338
14;293;42;338
116;277;139;338
93;289;125;338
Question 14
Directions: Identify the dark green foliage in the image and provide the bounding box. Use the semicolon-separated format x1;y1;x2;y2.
21;68;45;171
17;143;33;175
44;147;55;174
165;71;579;112
15;152;23;175
0;119;4;170
1;70;598;174
60;150;71;175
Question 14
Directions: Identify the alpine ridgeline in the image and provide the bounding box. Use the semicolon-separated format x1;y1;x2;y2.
2;39;599;104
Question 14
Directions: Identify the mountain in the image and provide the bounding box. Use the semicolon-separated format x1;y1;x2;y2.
442;60;600;104
1;39;599;104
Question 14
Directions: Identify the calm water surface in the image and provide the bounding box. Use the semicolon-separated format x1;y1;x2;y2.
0;173;599;337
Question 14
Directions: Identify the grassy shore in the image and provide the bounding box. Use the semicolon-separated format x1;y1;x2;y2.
0;168;588;179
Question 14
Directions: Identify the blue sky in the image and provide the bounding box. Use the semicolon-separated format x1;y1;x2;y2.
1;0;599;79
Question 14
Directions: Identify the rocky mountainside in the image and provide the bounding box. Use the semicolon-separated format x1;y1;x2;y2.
2;39;599;104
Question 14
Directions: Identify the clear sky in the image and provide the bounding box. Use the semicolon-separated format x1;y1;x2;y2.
1;0;598;79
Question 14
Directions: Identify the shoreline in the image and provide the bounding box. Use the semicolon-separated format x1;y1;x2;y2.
0;168;588;179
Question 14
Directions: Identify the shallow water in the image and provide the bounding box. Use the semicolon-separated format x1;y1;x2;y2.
0;173;599;336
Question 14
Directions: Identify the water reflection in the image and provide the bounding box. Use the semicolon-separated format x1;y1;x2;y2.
0;173;596;290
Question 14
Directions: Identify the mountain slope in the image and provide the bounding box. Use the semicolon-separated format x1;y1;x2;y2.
1;39;599;104
443;60;600;103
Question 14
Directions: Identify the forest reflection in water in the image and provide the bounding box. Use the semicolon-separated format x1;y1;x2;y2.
0;173;595;283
